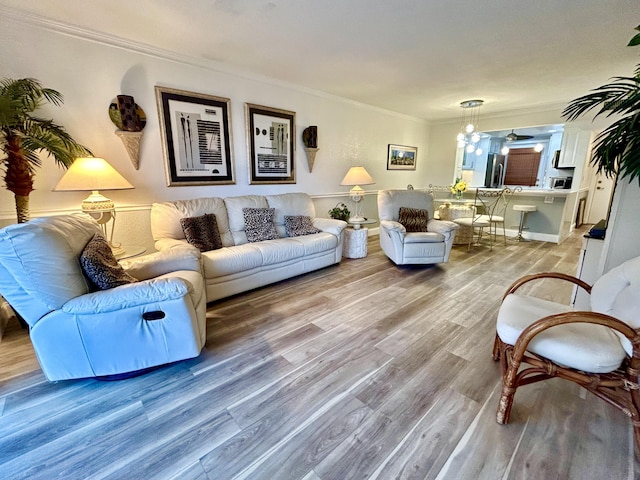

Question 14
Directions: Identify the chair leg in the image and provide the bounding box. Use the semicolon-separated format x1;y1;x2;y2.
492;333;501;361
496;339;521;425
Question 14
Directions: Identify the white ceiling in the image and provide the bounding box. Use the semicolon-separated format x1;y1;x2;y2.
4;0;640;122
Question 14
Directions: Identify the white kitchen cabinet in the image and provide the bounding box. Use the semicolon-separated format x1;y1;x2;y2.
557;127;592;169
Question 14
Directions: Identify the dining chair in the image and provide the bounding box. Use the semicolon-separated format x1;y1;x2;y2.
479;186;521;245
452;188;502;251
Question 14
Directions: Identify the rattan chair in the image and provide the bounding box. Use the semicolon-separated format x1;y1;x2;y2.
493;256;640;458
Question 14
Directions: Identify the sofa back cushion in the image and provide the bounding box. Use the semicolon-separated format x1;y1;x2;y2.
224;195;269;245
151;197;234;247
378;190;435;222
0;214;99;324
266;192;316;238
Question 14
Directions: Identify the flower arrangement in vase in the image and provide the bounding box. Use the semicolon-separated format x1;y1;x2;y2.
450;177;467;199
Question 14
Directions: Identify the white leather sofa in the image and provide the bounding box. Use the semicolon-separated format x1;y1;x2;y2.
151;192;346;302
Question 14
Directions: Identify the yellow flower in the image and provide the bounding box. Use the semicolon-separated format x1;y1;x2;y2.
450;178;467;193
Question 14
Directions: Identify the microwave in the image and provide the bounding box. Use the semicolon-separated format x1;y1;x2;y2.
550;176;572;189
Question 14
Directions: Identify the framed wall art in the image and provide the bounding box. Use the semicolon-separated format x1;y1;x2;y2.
387;144;417;171
155;86;235;186
245;103;296;184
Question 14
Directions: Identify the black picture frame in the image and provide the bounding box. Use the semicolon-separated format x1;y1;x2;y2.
245;103;296;184
387;144;418;170
155;86;235;186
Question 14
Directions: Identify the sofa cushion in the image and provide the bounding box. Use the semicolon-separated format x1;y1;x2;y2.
284;215;322;237
224;195;269;245
151;197;234;247
180;213;223;252
80;235;138;291
398;207;429;232
266;192;316;237
291;232;339;255
243;208;278;243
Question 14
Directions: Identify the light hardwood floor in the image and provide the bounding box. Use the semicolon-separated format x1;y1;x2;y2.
1;230;638;479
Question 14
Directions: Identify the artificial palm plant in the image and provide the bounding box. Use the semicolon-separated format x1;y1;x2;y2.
562;24;640;184
0;77;91;223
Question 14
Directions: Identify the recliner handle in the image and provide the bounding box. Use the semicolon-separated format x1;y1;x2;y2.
142;311;166;321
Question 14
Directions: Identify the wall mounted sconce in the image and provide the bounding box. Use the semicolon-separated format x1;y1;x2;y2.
109;95;146;170
302;125;318;172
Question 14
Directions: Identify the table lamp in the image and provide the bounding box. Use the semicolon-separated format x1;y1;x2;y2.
340;166;375;222
54;157;134;255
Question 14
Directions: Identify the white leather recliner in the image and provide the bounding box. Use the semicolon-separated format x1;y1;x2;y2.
0;214;207;381
377;189;459;265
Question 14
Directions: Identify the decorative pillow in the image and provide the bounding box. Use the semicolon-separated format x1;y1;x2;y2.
80;235;138;291
243;207;278;242
180;213;223;252
284;215;322;237
398;207;429;232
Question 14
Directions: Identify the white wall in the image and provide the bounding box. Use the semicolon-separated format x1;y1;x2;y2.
0;14;429;250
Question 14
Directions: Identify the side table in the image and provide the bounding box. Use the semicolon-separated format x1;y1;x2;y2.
343;218;376;258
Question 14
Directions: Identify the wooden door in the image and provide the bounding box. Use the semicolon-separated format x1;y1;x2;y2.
503;148;541;186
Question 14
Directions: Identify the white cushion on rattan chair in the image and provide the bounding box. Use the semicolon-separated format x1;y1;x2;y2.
497;294;626;374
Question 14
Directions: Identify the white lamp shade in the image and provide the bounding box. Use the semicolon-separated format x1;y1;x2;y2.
54;157;133;192
340;166;375;186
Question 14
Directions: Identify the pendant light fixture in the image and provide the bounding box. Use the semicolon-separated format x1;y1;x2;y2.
456;99;484;156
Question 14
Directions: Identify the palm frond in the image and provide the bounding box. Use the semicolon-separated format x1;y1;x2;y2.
562;78;640;120
628;24;640;47
590;113;640;183
21;122;91;168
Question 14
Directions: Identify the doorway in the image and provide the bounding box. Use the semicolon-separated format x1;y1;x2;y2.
586;171;615;224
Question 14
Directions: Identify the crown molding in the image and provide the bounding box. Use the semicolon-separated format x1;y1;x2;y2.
3;6;426;124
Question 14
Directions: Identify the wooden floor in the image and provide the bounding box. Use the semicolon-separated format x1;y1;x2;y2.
1;229;638;479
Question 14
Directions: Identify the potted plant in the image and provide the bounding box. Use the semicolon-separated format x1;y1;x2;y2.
562;24;640;185
0;77;91;223
328;202;350;221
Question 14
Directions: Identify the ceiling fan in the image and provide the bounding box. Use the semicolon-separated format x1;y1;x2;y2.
505;129;534;142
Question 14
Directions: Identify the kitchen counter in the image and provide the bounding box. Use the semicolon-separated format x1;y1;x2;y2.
451;186;573;243
504;186;571;196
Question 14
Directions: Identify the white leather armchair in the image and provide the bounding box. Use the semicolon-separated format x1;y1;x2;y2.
0;214;207;381
377;189;459;265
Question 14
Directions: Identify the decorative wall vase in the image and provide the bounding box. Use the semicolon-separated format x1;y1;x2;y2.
303;147;319;172
302;126;318;172
109;95;146;170
115;130;143;170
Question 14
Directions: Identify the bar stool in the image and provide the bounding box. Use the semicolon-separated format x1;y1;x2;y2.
513;204;537;241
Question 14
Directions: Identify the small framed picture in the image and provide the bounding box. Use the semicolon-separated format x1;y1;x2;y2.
155;86;235;186
246;103;296;184
387;144;418;170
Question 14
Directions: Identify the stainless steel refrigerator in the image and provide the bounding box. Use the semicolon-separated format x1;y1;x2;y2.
485;154;506;188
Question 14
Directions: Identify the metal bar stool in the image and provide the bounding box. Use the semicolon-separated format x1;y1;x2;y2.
513;204;537;241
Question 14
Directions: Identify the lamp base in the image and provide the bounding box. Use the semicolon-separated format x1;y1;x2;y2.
349;215;366;222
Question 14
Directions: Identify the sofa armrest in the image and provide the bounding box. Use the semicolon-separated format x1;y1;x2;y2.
380;220;406;234
155;238;191;252
120;247;202;281
313;217;347;237
62;277;191;315
427;218;459;235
